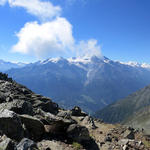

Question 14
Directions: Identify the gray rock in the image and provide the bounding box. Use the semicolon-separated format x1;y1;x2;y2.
0;100;33;115
57;110;71;119
16;138;37;150
0;135;15;150
0;109;24;140
37;140;75;150
82;116;97;129
0;92;8;103
39;112;75;134
123;129;135;139
32;99;58;115
67;124;90;142
104;136;112;142
71;106;87;117
20;115;45;140
123;145;128;150
118;139;129;146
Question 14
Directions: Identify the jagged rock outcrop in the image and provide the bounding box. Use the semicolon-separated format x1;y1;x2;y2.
0;74;149;150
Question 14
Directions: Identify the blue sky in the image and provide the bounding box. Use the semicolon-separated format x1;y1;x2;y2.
0;0;150;63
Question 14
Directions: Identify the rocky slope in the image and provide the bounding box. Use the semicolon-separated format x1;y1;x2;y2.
95;84;150;135
7;56;150;113
0;73;149;150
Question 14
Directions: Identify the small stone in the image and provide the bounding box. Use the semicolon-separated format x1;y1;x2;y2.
123;145;128;150
104;136;112;142
16;138;37;150
123;129;135;139
0;136;15;150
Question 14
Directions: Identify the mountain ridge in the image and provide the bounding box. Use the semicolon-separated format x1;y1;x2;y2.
6;56;150;113
0;59;26;72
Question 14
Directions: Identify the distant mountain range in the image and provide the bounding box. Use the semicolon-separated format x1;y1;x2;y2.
95;84;150;134
0;59;25;72
5;56;150;113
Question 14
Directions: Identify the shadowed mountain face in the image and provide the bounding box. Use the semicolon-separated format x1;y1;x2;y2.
6;56;150;113
95;85;150;122
95;84;150;134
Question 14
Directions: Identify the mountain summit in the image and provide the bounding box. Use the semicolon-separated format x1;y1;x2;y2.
7;56;150;113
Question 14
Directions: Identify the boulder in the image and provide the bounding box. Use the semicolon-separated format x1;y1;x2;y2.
118;139;129;146
67;124;90;142
71;106;87;117
0;92;8;103
16;138;37;150
0;135;15;150
37;140;75;150
45;112;75;125
123;129;135;139
0;109;24;140
82;116;97;129
0;100;33;115
40;112;75;134
20;115;45;140
57;110;71;119
32;98;58;115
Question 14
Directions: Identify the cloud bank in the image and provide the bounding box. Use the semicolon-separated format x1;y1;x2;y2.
0;0;61;20
12;17;74;58
77;39;102;58
0;0;102;59
0;0;6;5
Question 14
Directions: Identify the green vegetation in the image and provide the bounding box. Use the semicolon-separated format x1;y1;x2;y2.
143;139;150;148
72;142;82;150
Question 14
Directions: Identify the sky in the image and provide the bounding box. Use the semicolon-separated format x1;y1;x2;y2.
0;0;150;63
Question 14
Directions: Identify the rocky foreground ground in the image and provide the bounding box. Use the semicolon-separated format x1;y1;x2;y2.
0;78;150;150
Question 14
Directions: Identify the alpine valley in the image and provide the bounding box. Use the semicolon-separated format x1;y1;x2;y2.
4;56;150;114
95;84;150;135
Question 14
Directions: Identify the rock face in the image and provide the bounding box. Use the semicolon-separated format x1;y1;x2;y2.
20;115;45;140
0;74;149;150
67;124;90;142
0;109;24;140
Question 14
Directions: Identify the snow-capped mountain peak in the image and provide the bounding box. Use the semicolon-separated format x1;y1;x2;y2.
119;61;150;69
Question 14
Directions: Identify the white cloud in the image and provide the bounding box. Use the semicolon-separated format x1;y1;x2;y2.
12;17;75;58
76;39;102;58
0;0;7;5
0;0;61;20
0;0;102;58
12;17;102;58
